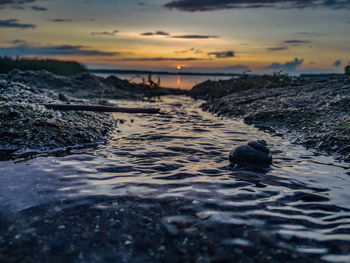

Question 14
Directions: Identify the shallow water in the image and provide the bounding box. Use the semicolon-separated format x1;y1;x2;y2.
1;96;350;262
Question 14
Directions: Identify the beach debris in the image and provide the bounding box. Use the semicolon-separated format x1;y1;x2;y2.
43;104;161;114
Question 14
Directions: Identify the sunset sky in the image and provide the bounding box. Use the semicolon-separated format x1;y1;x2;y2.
1;0;349;74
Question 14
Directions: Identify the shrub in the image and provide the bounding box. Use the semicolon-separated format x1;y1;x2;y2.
345;65;350;76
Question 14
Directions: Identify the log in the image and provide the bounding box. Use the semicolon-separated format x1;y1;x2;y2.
43;104;160;114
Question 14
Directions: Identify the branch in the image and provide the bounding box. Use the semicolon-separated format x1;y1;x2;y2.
43;104;160;114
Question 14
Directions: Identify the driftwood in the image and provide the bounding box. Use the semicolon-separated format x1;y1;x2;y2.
43;104;160;114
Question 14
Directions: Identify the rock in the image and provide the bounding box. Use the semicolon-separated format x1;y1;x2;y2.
58;93;69;102
0;79;8;88
229;140;272;169
46;118;64;127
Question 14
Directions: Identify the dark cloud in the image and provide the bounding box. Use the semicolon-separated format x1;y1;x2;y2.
266;57;304;72
9;39;28;44
175;48;195;53
47;18;95;23
91;30;118;36
284;39;311;44
267;46;289;51
118;57;205;61
171;34;218;39
207;51;235;58
0;0;46;10
175;48;203;54
0;19;36;29
155;31;170;36
333;60;342;67
48;19;73;22
0;44;119;56
140;32;154;36
30;5;47;11
164;0;350;12
140;31;170;36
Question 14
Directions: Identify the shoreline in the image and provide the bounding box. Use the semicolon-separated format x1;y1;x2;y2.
196;76;350;162
0;70;179;161
1;69;350;162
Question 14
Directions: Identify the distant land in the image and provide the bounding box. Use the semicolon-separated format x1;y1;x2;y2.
89;69;345;78
89;69;244;77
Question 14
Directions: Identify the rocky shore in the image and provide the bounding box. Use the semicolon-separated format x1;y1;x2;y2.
3;69;187;99
197;76;350;161
0;69;181;160
0;78;120;160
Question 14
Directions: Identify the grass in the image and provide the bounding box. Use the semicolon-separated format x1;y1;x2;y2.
336;124;350;129
0;56;87;76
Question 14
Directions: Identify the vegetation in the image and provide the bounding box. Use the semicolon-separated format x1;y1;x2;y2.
147;74;161;88
0;57;87;76
336;124;350;129
191;71;301;98
345;65;350;76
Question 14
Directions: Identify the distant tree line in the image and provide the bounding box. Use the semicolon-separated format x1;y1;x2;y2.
0;57;87;76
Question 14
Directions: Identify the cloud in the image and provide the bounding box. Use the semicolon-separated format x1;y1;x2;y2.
333;60;342;67
47;19;73;22
140;31;170;36
175;48;195;53
171;34;218;39
0;44;120;56
267;46;289;51
174;48;203;54
207;51;235;58
284;39;311;44
155;31;170;36
117;57;205;61
30;5;47;11
91;30;118;36
0;19;36;29
266;57;304;72
0;0;47;10
164;0;350;12
47;18;95;23
9;39;28;44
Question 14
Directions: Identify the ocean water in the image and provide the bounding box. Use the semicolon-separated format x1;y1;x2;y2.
96;73;234;90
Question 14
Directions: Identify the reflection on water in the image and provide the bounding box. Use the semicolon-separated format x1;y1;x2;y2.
0;96;350;261
96;73;235;90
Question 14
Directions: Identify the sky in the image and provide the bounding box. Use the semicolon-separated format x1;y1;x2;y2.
0;0;349;74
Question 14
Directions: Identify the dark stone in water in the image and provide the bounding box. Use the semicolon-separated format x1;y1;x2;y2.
229;140;272;170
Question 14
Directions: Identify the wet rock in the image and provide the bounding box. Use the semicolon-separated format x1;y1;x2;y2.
0;79;7;88
201;76;350;161
58;93;69;102
229;140;272;169
0;79;118;160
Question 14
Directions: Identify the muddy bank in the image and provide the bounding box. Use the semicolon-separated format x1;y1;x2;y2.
197;76;350;161
0;70;187;160
2;69;187;99
0;79;119;160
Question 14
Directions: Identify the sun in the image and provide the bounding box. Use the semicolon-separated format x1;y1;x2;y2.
177;65;182;70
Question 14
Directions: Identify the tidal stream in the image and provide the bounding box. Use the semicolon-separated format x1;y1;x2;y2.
0;96;349;262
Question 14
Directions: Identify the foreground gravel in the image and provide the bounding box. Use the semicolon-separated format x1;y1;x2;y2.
200;76;350;161
0;78;118;160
